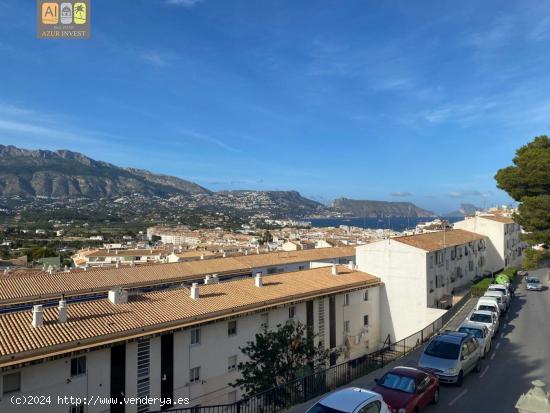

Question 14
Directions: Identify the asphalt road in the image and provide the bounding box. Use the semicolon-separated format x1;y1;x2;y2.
288;267;550;413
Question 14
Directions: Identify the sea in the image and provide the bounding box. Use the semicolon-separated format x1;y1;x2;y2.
308;217;463;232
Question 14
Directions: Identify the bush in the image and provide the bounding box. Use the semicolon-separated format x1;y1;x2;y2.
471;278;493;297
498;267;518;281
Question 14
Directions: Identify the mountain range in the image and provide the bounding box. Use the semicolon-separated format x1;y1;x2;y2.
0;145;437;218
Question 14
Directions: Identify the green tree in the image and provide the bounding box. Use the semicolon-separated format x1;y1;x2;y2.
495;136;550;268
258;230;273;245
231;321;337;396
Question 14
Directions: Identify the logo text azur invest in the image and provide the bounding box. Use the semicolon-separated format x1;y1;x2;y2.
37;0;90;39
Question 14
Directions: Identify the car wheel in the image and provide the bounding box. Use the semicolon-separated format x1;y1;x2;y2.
475;358;482;373
431;387;440;405
456;371;464;387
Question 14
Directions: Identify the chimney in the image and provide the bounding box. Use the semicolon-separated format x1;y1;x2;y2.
331;264;338;276
348;260;354;270
108;288;128;304
190;283;199;300
200;254;204;260
58;299;68;323
115;261;120;269
204;274;212;284
222;251;227;258
212;274;219;284
32;305;44;328
245;250;248;256
255;272;263;287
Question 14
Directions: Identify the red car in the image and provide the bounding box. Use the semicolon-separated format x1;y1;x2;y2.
372;366;439;413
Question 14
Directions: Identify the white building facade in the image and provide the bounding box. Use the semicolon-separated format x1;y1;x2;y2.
356;229;488;342
453;215;523;272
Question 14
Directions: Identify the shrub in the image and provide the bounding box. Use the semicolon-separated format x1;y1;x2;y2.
471;278;493;297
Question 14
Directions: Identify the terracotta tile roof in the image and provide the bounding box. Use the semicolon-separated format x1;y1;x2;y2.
174;250;216;258
0;247;355;305
85;249;169;258
478;215;515;224
0;265;379;367
393;229;486;252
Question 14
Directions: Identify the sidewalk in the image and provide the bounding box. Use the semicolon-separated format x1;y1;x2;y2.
285;297;476;413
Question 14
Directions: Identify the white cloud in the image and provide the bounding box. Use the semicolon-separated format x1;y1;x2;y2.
390;191;413;197
178;129;240;153
165;0;204;7
140;51;170;67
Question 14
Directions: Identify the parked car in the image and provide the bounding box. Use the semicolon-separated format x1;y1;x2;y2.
487;284;511;307
483;291;507;312
456;321;491;357
418;332;482;386
475;297;501;318
467;310;500;337
372;366;439;413
525;277;543;291
306;387;390;413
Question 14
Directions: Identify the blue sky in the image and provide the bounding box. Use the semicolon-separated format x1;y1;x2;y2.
1;0;550;213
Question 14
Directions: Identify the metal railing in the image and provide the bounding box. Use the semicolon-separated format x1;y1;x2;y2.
154;293;472;413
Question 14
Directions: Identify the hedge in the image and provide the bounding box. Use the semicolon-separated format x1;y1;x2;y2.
471;278;493;297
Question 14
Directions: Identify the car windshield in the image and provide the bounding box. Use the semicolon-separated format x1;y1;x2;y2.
470;313;492;323
458;327;483;338
309;403;348;413
425;340;460;360
528;278;540;284
378;373;416;393
478;305;496;312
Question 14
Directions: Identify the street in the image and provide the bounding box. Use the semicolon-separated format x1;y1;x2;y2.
288;268;550;413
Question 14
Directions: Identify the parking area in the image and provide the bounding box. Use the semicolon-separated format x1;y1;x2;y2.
289;267;550;413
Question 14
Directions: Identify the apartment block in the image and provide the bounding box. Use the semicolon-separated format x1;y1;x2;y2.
0;266;380;413
356;229;488;342
453;214;524;272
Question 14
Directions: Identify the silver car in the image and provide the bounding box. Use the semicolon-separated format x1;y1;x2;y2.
468;310;499;338
526;277;543;291
457;321;491;357
418;332;482;386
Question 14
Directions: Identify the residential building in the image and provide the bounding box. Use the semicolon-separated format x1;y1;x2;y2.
72;249;170;268
453;214;524;272
0;266;381;413
356;229;488;342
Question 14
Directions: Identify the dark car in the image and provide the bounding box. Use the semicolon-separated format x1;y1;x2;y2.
372;366;439;413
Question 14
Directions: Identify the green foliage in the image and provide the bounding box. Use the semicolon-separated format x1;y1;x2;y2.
258;230;273;245
26;245;56;260
471;278;493;297
499;267;518;280
231;321;336;396
495;136;550;268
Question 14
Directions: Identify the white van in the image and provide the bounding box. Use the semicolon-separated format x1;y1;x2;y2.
488;284;510;307
483;291;506;313
475;297;501;318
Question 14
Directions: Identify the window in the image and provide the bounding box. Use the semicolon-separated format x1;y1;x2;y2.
228;320;237;336
189;367;201;383
2;372;21;395
344;293;350;306
228;390;237;404
344;320;350;334
429;280;434;292
469;260;474;271
363;290;369;301
289;306;296;319
190;328;201;345
429;255;434;269
228;355;237;371
70;356;86;377
363;315;369;326
358;401;381;413
70;405;84;413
